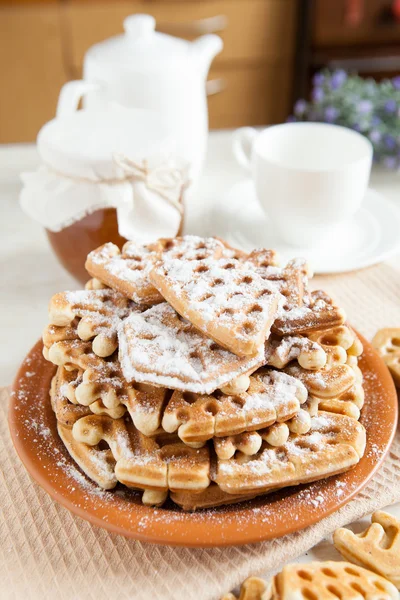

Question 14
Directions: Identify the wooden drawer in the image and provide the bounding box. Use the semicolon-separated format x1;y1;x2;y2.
0;5;67;142
63;0;297;73
207;62;293;129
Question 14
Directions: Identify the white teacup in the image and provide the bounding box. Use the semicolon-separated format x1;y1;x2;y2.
233;122;373;247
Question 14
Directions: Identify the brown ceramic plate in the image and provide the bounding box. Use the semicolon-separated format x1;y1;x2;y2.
9;335;398;547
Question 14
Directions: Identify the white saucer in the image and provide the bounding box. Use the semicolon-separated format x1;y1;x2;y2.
212;179;400;274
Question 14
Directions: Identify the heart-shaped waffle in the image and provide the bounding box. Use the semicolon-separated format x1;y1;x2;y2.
214;412;366;495
45;337;169;436
161;369;307;448
334;511;400;589
149;256;281;356
48;289;134;357
270;561;398;600
118;302;266;394
71;415;211;495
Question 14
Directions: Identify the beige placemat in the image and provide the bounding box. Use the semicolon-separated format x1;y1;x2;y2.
1;259;400;600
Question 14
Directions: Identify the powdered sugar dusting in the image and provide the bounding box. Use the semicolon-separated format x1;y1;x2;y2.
118;303;264;394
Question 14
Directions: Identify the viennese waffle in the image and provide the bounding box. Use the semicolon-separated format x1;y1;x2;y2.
41;235;367;511
222;562;398;600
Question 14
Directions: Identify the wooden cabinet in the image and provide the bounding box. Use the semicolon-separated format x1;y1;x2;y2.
0;0;297;142
313;0;400;48
0;5;68;143
64;0;296;70
208;63;292;129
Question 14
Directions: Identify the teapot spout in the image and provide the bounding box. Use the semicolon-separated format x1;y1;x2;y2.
191;34;223;78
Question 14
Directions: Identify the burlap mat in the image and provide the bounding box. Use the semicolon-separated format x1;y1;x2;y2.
1;259;400;600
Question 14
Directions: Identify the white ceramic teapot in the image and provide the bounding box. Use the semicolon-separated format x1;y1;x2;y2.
79;14;223;187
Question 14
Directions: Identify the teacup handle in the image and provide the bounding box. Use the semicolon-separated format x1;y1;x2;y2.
56;80;100;118
232;127;258;170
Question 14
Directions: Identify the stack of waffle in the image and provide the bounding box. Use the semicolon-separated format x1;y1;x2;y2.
42;236;366;510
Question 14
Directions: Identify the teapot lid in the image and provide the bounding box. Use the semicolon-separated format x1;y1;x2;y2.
85;14;192;69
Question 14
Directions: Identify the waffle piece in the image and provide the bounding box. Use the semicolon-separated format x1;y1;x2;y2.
171;484;260;512
213;396;319;459
72;415;211;494
244;253;346;335
85;242;163;306
214;238;249;261
245;248;280;270
51;366;127;423
149;256;281;356
273;561;397;599
334;511;400;589
219;373;252;395
157;235;224;261
385;354;400;386
46;339;169;436
372;328;400;386
118;303;265;394
285;362;355;399
58;421;118;490
318;380;365;420
214;412;366;495
249;256;310;307
48;289;133;357
50;368;92;426
273;290;347;336
264;334;327;370
161;370;307;447
85;278;108;290
221;577;271;600
309;325;363;366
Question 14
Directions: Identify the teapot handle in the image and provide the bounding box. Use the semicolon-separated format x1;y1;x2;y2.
56;80;100;118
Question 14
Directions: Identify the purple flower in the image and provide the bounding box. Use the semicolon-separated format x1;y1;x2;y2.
357;100;373;114
384;134;397;150
286;115;297;123
384;99;397;114
383;155;398;169
294;99;308;116
324;106;339;123
371;115;381;127
392;76;400;90
369;130;381;143
312;87;325;103
330;70;347;90
313;72;325;86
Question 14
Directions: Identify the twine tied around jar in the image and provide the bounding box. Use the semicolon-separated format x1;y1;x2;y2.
113;153;188;215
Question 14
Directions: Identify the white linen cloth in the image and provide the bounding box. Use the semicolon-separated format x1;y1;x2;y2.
20;153;188;243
